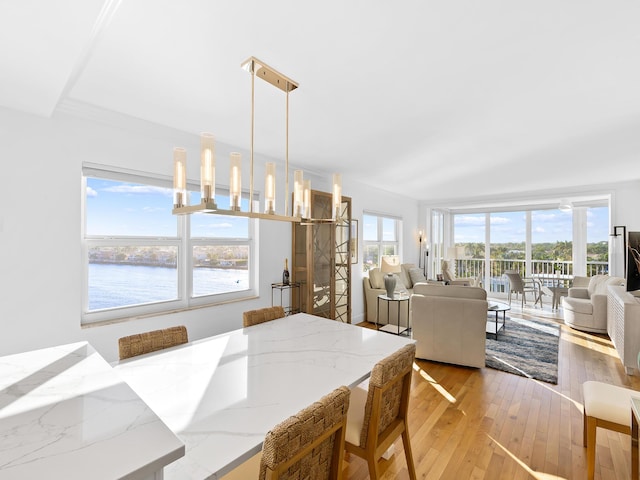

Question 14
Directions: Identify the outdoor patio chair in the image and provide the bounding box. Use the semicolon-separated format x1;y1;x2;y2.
504;270;542;308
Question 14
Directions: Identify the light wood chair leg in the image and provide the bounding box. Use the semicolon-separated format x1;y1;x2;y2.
586;415;597;480
402;431;417;480
367;456;379;480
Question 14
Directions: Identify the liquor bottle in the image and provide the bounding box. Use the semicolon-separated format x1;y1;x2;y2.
283;259;290;285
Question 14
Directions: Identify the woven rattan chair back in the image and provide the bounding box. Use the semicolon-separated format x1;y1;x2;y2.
118;325;188;360
259;385;350;480
346;343;417;480
243;306;286;328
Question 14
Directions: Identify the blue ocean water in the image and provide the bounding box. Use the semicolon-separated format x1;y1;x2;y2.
88;263;248;310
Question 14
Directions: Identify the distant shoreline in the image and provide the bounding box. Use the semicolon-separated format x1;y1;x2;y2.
89;260;247;270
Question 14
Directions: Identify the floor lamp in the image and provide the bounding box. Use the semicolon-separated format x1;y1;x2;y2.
610;226;627;278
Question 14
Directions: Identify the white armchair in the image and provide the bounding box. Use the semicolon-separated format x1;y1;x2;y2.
441;260;473;286
561;275;625;333
411;284;488;368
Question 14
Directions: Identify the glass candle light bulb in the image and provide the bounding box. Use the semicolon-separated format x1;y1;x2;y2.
173;147;187;208
303;179;311;219
293;170;304;217
229;152;242;211
265;162;276;214
200;133;215;204
332;173;342;220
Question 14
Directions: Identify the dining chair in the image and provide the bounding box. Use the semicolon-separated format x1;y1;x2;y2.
345;343;417;480
243;305;286;327
118;325;188;360
504;270;542;308
221;385;351;480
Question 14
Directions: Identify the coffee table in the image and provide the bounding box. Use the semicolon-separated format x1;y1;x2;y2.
487;301;510;338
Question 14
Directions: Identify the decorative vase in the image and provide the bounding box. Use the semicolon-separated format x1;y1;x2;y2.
384;274;396;299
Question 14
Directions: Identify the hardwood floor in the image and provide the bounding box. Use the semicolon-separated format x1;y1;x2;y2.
344;302;640;479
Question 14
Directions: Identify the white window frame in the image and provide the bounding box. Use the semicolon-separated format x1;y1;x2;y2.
81;164;256;325
362;212;402;271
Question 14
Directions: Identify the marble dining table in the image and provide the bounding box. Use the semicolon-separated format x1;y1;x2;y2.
0;341;184;480
113;312;415;479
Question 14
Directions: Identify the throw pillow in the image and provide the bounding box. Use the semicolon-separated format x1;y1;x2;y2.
409;267;427;286
369;268;384;289
400;263;415;289
394;274;407;292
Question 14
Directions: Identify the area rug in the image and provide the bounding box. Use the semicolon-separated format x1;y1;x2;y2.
485;315;560;384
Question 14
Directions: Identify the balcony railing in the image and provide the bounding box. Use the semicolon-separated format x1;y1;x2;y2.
450;259;608;293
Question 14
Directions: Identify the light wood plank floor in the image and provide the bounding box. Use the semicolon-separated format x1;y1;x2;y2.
344;302;640;479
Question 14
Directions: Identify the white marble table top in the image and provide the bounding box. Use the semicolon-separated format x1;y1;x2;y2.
113;313;414;479
0;341;184;480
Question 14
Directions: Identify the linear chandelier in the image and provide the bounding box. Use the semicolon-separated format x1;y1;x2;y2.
172;56;342;223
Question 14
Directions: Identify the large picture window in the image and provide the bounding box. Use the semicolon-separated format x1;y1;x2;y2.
82;166;254;324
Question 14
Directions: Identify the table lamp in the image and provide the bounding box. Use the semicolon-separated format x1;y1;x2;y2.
381;255;401;298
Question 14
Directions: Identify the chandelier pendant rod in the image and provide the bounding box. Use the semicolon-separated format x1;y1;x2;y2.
249;62;255;213
285;88;289;217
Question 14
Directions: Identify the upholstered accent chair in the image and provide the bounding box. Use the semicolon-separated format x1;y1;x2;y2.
441;259;473;286
562;274;625;333
411;284;488;368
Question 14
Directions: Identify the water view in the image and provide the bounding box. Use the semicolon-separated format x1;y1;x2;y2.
88;263;248;311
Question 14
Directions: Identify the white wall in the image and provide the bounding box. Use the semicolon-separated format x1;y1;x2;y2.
347;179;420;324
4;105;634;362
612;181;640;233
0;106;418;361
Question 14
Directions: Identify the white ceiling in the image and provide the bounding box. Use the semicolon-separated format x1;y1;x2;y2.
1;0;639;203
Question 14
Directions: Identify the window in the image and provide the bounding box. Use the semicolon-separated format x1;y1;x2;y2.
82;165;254;324
362;213;401;272
453;212;485;279
586;206;609;275
450;198;609;294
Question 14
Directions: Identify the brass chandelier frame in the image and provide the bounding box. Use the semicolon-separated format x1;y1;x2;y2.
172;57;341;223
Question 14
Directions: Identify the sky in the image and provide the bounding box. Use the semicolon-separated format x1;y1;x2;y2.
454;208;609;244
86;178;249;238
87;178;610;245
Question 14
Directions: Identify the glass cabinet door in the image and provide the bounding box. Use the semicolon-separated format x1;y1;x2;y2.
292;190;351;323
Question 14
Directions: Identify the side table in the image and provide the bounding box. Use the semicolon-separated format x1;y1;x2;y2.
487;302;510;339
271;282;301;316
376;294;410;335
